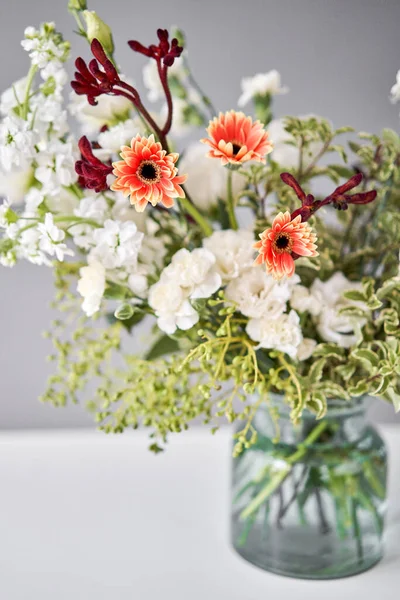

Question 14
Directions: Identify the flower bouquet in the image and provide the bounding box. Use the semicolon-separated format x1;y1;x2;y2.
1;0;400;580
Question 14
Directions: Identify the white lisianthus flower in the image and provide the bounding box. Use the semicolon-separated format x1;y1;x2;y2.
203;229;255;283
68;91;132;136
297;338;317;361
246;310;303;358
238;71;289;107
390;70;400;104
225;266;291;319
91;219;144;270
267;118;325;170
294;272;366;348
37;213;74;262
97;118;142;159
163;248;221;298
77;257;106;317
178;143;246;210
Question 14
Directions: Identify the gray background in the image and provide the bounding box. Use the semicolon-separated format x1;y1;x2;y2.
0;0;399;428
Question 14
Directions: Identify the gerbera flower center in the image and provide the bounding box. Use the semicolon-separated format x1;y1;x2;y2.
273;233;293;253
137;160;161;184
231;142;242;156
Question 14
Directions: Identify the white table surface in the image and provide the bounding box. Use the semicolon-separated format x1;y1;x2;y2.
0;426;399;600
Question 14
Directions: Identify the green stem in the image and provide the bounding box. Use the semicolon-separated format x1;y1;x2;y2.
240;420;329;520
17;215;102;235
226;169;239;231
22;64;38;120
178;196;213;237
351;498;364;564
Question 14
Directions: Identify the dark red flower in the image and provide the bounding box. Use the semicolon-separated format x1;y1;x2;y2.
71;39;120;105
75;136;113;193
280;172;377;221
128;29;183;66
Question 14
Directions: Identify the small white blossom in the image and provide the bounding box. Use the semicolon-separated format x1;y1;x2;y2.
21;23;69;70
238;70;289;107
0;115;35;172
37;213;74;262
0;77;28;116
91;219;144;270
77;258;106;317
178;142;246;210
225;266;291;319
34;139;77;194
203;229;255;283
246;310;303;358
69;91;132;136
71;195;108;249
390;70;400;104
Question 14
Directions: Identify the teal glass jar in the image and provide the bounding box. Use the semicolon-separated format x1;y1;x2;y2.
231;397;387;579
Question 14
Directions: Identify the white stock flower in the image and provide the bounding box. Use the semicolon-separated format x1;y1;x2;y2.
246;310;303;358
91;219;144;270
238;70;289;107
225;266;291;319
77;258;106;317
203;229;255;283
0;115;35;172
390;70;400;104
0;77;28;116
0;200;12;228
37;213;74;262
69;91;132;136
71;195;108;249
97;118;141;159
34;139;77;194
178;142;246;210
21;23;69;70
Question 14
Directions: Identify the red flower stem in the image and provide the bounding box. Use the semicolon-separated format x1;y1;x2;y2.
113;86;170;152
156;58;173;136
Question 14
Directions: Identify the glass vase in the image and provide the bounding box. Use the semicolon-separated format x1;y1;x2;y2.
231;396;387;579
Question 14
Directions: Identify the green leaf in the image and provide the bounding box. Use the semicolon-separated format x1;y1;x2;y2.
350;348;379;369
328;165;355;179
319;382;350;400
385;387;400;412
347;380;369;397
314;344;345;360
308;391;327;419
335;363;357;381
104;281;129;300
114;303;134;320
145;335;181;360
335;126;355;135
308;358;325;384
343;290;366;303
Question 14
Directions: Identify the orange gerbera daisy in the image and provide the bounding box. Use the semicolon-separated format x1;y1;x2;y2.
201;110;273;165
111;134;187;212
254;212;318;279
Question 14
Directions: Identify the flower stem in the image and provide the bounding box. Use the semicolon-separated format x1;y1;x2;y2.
22;64;38;120
226;169;239;230
178;196;213;237
240;420;329;520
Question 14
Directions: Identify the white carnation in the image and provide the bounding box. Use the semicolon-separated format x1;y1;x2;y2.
238;70;289;107
225;266;291;319
246;310;303;358
203;229;255;283
77;258;106;317
297;338;317;361
291;284;322;316
178;142;246;210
